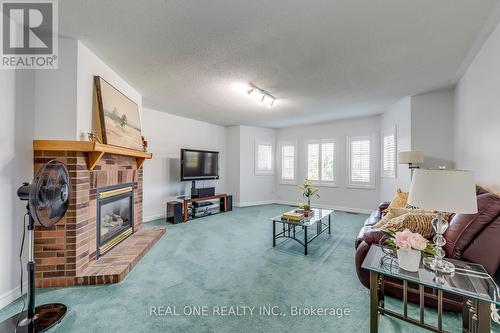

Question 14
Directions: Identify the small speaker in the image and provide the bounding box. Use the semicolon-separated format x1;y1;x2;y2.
220;195;233;212
166;201;183;224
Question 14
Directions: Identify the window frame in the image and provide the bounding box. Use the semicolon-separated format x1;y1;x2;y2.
254;140;274;176
381;126;397;179
347;135;375;189
305;139;337;187
277;141;298;185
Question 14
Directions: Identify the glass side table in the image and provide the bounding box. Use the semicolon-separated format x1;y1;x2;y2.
362;245;500;333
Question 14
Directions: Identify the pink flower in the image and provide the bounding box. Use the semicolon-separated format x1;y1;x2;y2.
409;233;428;251
395;229;412;250
395;229;428;251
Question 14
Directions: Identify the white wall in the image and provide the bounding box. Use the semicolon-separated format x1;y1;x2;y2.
238;126;276;205
34;37;78;139
0;69;34;308
76;41;143;139
34;38;143;141
380;97;412;201
275;116;380;213
225;126;241;204
411;89;455;169
454;20;500;191
142;108;227;221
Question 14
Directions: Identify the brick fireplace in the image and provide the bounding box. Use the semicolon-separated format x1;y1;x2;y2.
33;140;163;288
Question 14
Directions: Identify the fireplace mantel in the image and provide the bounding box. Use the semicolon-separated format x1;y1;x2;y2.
33;140;152;170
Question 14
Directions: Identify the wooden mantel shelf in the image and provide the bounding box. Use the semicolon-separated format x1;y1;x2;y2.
33;140;152;170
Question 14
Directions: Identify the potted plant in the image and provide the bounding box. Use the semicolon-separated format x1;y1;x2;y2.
383;229;435;272
297;179;319;216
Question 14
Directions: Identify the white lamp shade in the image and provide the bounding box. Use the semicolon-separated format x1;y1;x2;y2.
399;151;424;164
408;169;478;214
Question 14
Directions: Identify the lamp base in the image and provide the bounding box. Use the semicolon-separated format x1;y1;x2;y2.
0;303;67;332
423;257;455;274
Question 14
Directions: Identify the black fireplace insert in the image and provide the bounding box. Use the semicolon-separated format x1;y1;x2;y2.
96;183;134;256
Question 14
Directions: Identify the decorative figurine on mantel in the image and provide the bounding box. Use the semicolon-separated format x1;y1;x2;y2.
298;179;320;216
87;131;101;143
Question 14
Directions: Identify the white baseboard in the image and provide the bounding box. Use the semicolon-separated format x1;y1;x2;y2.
143;213;165;223
0;282;28;310
272;200;372;215
234;200;275;208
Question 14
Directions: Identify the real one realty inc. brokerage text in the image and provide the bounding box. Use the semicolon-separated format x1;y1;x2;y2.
150;305;351;318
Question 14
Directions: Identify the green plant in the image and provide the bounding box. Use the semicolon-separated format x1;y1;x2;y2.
298;179;320;207
298;202;310;211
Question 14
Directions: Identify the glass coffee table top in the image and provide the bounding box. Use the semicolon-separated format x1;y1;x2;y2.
270;208;333;227
362;245;500;306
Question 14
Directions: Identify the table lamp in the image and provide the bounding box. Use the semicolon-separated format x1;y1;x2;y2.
408;169;477;274
399;151;424;181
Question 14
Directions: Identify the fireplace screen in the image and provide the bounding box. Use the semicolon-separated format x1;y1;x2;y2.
97;185;134;256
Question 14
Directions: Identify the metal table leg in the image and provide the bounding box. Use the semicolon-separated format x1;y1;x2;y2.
477;300;491;333
304;226;308;255
328;214;331;234
370;271;379;333
272;221;276;247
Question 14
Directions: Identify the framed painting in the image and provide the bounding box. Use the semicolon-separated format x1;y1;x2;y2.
94;76;143;151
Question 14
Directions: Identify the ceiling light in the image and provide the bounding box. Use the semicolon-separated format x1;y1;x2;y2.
246;83;277;107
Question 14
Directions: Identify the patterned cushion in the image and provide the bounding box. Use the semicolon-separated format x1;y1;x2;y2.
382;212;436;239
373;207;427;229
383;188;409;212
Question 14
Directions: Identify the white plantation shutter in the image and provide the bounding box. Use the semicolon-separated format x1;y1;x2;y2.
382;131;396;178
307;141;336;183
321;142;335;182
349;138;372;185
255;143;273;175
307;143;320;181
281;144;295;180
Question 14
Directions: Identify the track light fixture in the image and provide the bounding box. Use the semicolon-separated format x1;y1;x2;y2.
247;83;276;107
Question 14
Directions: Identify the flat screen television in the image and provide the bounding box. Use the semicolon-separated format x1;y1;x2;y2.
180;149;219;181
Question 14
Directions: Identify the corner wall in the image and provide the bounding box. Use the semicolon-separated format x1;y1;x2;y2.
454;20;500;191
411;89;455;169
0;69;35;308
141;108;227;221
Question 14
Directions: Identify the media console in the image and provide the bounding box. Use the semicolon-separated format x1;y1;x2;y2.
167;193;232;223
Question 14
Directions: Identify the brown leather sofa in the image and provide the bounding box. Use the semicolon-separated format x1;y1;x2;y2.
354;186;500;311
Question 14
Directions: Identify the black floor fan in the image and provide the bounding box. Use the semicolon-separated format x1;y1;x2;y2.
0;160;71;333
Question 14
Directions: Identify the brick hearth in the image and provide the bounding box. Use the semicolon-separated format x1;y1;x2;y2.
33;149;162;288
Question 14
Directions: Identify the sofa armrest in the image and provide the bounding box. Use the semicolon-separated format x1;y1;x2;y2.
362;228;387;246
378;201;390;217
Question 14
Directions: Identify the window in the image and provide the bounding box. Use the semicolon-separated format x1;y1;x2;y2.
348;136;373;188
255;142;274;175
381;128;397;178
279;143;296;182
307;140;336;185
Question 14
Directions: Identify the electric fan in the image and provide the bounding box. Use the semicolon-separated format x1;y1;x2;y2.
0;160;71;333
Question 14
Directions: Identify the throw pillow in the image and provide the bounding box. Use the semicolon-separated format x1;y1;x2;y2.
382;212;436;239
383;188;409;212
373;207;428;229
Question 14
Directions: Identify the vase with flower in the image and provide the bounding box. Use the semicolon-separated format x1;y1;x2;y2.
297;179;319;216
383;229;435;272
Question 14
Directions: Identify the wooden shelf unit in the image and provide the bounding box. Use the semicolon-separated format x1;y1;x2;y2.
33;140;152;170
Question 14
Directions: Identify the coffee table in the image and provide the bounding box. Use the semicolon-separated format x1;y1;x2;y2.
362;245;500;333
270;208;333;255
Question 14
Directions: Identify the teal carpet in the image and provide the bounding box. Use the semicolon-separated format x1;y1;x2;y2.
1;204;499;332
